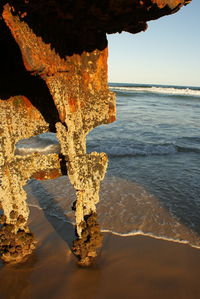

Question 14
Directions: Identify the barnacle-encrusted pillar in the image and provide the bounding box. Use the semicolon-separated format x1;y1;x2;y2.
47;49;115;265
0;96;60;262
46;48;116;234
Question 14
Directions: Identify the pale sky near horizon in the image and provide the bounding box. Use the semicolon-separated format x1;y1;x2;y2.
107;0;200;87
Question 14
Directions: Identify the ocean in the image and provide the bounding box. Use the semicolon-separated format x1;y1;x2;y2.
17;83;200;248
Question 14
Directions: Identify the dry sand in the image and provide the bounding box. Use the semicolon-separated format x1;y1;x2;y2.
0;206;200;299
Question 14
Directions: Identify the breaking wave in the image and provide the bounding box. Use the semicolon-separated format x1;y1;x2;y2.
15;133;60;156
88;143;200;157
110;85;200;97
16;134;200;157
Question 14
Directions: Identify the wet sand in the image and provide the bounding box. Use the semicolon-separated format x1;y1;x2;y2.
0;206;200;299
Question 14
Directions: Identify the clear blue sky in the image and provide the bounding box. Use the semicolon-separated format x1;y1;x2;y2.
107;0;200;87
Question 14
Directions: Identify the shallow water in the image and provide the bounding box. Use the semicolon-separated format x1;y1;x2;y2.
87;83;200;240
18;83;200;247
25;175;200;248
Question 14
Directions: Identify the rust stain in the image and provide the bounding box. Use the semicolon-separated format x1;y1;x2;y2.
82;71;90;87
151;0;189;9
4;96;46;121
32;169;61;180
108;103;116;123
2;4;69;77
68;97;78;113
20;96;32;109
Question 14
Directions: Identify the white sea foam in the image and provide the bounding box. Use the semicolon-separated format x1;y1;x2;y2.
101;230;200;249
110;86;200;97
16;135;199;157
25;176;200;249
15;133;60;155
16;134;178;157
89;143;178;157
88;142;200;157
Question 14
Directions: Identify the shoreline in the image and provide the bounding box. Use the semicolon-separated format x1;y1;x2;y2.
0;206;200;298
101;229;200;250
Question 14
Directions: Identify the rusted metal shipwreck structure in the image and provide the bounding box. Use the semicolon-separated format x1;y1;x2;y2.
0;0;191;266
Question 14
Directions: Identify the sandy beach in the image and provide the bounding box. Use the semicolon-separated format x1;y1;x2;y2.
0;206;200;299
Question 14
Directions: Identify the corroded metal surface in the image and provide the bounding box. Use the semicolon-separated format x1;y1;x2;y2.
151;0;190;9
0;0;191;264
0;96;60;228
0;96;60;262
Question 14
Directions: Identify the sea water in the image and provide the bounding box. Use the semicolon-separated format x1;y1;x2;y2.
17;83;200;247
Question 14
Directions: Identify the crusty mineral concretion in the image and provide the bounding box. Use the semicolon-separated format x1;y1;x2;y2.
72;213;103;267
0;215;36;263
0;0;191;265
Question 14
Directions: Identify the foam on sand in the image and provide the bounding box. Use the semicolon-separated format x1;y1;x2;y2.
25;175;200;249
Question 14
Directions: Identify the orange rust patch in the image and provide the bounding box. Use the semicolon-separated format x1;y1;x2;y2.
108;115;116;123
151;0;186;9
32;169;61;180
82;71;90;87
5;95;46;122
20;96;32;108
108;103;116;123
2;4;69;77
68;97;78;113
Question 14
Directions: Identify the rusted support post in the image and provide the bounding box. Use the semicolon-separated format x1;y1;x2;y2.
48;49;115;265
0;96;60;262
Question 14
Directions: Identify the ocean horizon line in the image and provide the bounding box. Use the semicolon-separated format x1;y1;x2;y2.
108;82;200;89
